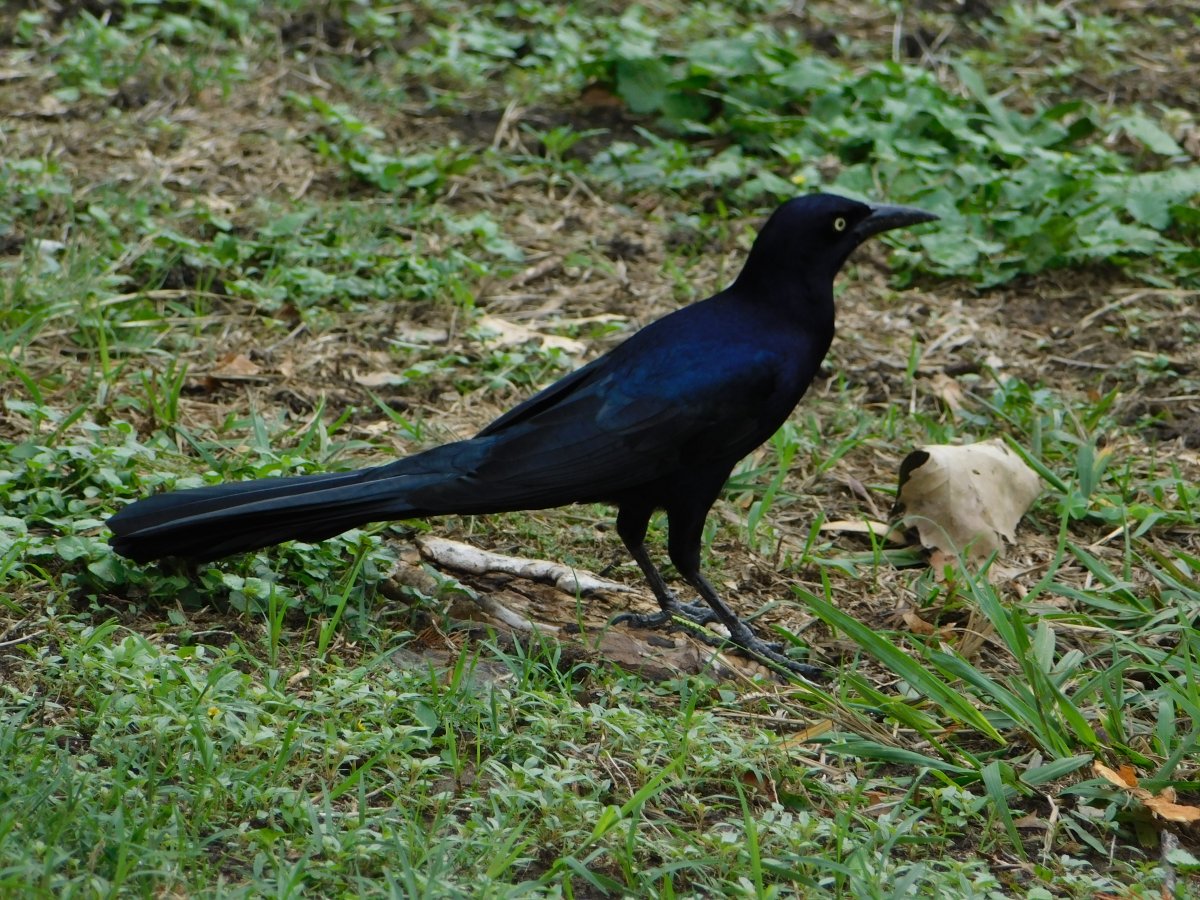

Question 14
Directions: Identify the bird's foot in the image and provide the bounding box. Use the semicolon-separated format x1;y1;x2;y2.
725;622;824;680
611;597;719;630
613;601;823;681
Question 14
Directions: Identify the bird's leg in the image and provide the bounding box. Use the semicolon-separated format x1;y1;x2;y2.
610;505;718;629
681;569;823;679
612;503;822;680
612;541;720;629
667;510;823;680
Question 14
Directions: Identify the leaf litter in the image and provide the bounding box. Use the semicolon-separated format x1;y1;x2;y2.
893;438;1042;568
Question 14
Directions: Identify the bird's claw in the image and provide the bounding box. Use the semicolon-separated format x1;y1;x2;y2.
726;625;824;680
613;602;823;681
611;598;719;630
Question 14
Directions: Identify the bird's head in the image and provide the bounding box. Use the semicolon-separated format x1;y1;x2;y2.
738;192;937;295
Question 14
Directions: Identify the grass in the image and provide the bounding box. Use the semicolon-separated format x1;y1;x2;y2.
2;0;1199;895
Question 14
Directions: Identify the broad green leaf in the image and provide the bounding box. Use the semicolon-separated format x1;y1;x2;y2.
615;58;671;114
1119;113;1184;156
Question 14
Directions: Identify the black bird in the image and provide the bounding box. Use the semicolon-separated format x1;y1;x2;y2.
108;193;936;676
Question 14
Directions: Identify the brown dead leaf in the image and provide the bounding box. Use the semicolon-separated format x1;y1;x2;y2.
212;352;262;377
1144;794;1200;823
893;439;1042;564
778;719;834;749
1093;762;1200;823
1094;761;1138;789
928;547;955;575
473;314;586;354
901;610;937;635
928;372;967;414
739;770;779;803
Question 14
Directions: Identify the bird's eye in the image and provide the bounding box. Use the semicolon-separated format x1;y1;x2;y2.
833;216;847;232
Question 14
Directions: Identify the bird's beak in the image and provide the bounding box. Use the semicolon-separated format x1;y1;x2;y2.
852;203;939;241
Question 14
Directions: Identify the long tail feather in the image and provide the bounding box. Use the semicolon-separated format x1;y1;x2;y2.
107;445;475;562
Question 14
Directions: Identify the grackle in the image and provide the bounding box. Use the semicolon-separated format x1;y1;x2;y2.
108;193;937;677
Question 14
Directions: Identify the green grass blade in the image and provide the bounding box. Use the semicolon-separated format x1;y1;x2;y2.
797;586;1004;744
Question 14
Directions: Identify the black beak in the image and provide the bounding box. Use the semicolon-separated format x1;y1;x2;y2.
852;202;939;241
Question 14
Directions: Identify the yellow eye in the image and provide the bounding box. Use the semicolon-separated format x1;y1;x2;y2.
833;217;847;232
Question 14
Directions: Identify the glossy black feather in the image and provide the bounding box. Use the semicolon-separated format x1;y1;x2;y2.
108;193;936;673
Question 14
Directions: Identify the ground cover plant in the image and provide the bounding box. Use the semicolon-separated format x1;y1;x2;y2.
1;0;1199;895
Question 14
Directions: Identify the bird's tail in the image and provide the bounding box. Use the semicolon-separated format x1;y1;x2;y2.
107;444;471;563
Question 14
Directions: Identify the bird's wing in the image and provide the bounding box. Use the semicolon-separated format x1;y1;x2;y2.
475;352;612;438
414;336;790;511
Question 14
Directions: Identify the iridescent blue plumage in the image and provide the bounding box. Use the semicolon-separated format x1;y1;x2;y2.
108;193;936;676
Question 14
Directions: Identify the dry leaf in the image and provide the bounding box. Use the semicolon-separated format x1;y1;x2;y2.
211;352;262;377
778;719;834;748
1094;762;1138;789
1093;762;1200;823
928;547;955;573
1144;794;1200;823
841;474;882;516
473;314;586;354
739;770;778;803
893;438;1041;564
901;610;937;635
928;372;967;413
1013;813;1046;829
